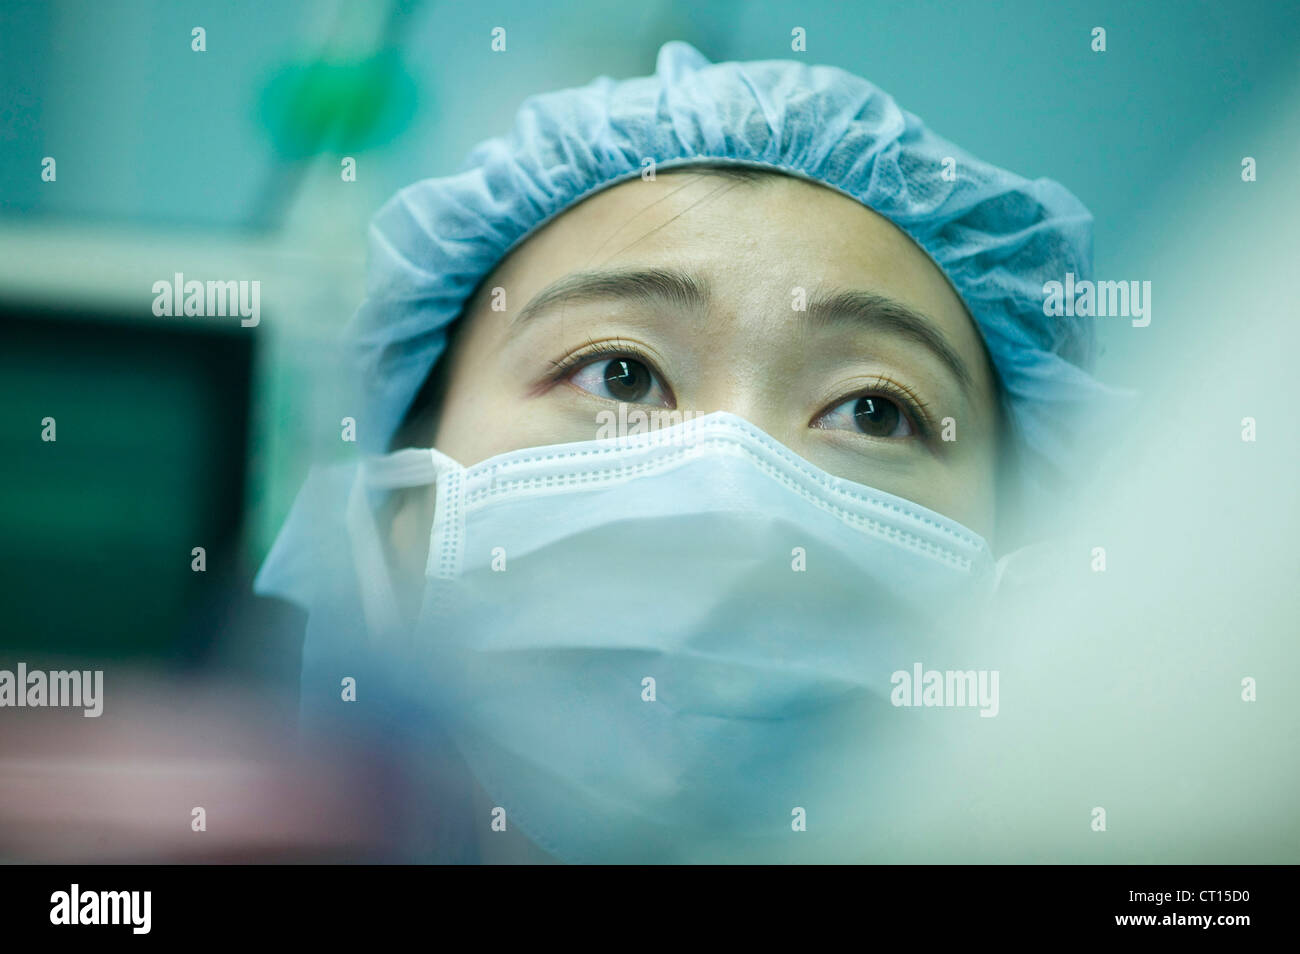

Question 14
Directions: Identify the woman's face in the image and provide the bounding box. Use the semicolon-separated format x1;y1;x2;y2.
405;168;1002;541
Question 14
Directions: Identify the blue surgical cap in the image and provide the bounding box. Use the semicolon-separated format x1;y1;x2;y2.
348;40;1116;504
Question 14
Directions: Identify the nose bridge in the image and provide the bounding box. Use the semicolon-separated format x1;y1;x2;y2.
691;297;806;439
697;393;778;436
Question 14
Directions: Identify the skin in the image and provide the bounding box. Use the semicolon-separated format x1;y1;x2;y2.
378;167;1003;861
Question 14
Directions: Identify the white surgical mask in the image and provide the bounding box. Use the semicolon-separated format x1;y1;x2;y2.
336;411;1000;863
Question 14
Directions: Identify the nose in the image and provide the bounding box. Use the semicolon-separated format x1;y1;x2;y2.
680;305;807;448
688;388;795;450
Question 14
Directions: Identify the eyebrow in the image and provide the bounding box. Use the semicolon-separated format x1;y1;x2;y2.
512;267;710;328
512;266;975;395
804;288;976;395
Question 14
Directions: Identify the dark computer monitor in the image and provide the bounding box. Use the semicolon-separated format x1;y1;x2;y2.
0;304;254;663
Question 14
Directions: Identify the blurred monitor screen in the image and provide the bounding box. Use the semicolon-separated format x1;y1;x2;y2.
0;306;253;661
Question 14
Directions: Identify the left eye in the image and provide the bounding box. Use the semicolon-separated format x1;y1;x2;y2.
569;356;672;406
815;394;914;439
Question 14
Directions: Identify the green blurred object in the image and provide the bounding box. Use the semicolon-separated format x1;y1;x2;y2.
258;50;419;159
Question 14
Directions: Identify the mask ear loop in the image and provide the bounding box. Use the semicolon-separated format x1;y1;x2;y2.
346;446;463;642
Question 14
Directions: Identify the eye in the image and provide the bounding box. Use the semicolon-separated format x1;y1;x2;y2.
568;355;672;406
814;394;915;439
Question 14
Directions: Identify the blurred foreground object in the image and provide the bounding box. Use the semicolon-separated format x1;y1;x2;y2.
0;670;432;863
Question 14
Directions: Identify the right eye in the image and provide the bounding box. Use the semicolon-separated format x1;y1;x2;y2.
569;356;672;406
814;393;915;439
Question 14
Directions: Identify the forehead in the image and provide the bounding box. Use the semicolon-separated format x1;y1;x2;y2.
478;170;992;386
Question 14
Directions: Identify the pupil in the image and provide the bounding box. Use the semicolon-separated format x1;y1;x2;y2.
853;396;899;437
604;359;650;402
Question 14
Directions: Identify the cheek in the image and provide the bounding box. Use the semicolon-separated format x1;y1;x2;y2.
434;368;594;467
930;444;999;542
428;307;536;464
433;385;527;467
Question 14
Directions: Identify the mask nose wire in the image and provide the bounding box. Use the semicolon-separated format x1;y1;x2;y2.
345;447;461;641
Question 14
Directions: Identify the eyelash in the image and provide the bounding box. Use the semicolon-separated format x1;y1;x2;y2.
547;337;670;389
547;340;933;440
821;375;935;441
